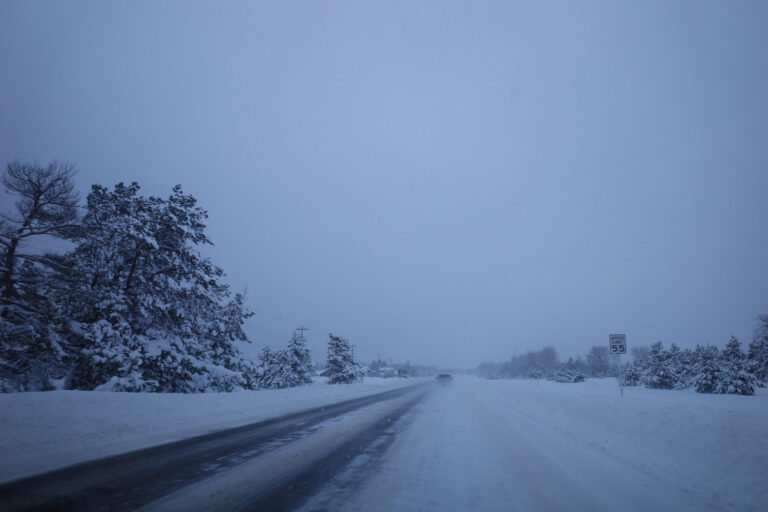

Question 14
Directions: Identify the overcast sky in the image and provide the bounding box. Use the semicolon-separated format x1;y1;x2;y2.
1;0;767;368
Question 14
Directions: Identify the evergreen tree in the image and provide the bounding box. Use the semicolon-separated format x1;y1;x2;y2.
622;362;642;387
692;344;720;394
326;333;363;384
0;161;81;391
642;341;676;389
676;347;696;389
283;329;314;386
667;343;683;387
255;347;290;390
60;183;256;392
254;330;314;390
713;337;756;395
748;314;768;384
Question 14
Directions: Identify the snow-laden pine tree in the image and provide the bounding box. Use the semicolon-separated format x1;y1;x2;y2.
0;161;81;391
255;330;314;389
712;337;756;395
748;314;768;385
59;183;256;392
666;343;694;389
255;347;290;390
642;341;676;389
692;344;720;393
326;334;364;384
676;347;696;389
284;330;314;386
667;343;683;387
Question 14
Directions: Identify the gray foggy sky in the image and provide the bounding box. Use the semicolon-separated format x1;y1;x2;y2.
1;1;767;368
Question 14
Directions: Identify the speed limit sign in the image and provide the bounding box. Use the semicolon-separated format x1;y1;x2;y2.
609;334;626;354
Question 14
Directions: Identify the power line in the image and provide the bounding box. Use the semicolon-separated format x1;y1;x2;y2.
249;308;300;327
241;320;288;341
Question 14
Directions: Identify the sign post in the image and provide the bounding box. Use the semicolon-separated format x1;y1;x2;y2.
609;334;627;397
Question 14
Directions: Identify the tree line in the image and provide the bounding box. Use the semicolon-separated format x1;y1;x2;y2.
476;318;768;395
0;160;365;392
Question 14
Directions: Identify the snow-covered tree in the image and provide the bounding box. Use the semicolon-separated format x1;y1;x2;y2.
0;161;81;391
255;347;290;390
692;344;720;394
748;314;768;384
254;330;315;390
666;343;694;389
284;330;314;386
712;337;756;395
676;347;696;389
326;333;363;384
622;362;642;387
642;341;676;389
60;183;256;392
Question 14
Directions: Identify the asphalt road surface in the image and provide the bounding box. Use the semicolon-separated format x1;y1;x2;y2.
0;383;427;512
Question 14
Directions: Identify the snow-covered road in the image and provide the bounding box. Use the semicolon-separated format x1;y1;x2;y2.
322;378;746;512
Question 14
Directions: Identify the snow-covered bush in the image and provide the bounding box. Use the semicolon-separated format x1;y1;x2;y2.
554;366;585;383
621;363;642;387
326;334;364;384
526;368;543;379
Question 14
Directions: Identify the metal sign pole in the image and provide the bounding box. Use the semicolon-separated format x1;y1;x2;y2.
618;354;623;397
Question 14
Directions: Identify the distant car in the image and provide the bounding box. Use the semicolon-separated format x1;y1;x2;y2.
435;373;453;384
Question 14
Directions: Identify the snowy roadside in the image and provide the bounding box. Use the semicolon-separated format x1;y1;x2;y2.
0;377;424;484
473;377;768;511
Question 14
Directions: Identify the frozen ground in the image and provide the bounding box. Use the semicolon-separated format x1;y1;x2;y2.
0;377;419;484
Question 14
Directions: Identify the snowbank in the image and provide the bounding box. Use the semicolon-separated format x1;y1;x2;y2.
473;377;768;511
0;377;422;484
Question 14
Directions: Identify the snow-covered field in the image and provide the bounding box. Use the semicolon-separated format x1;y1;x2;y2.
473;377;768;511
0;377;419;484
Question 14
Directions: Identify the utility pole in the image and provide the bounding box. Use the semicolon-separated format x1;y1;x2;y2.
297;326;309;339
